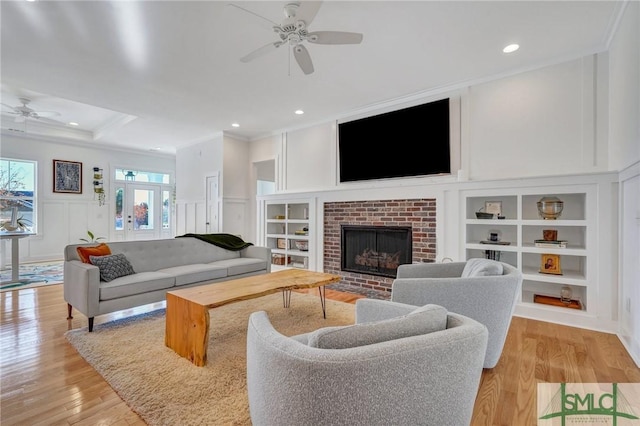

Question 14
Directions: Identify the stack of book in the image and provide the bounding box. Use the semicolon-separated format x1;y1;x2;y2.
484;250;501;261
479;240;511;245
534;239;568;248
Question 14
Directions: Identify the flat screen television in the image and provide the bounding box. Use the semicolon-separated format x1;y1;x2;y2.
338;98;450;183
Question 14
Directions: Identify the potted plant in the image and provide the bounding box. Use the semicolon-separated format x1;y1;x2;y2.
0;216;32;232
80;231;106;243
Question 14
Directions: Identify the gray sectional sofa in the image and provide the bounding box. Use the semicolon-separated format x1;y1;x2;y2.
64;236;271;331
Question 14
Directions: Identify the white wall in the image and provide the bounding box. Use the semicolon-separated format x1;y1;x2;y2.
467;56;607;179
175;133;278;243
174;135;223;235
608;0;640;171
248;134;279;243
221;135;251;238
609;1;640;366
0;132;175;261
619;163;640;365
285;124;336;191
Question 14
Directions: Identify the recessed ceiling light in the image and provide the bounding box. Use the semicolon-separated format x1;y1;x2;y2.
503;44;520;53
295;110;304;115
68;122;79;126
231;123;240;128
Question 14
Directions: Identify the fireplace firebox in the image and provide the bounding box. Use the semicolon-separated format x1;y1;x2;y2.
341;225;412;278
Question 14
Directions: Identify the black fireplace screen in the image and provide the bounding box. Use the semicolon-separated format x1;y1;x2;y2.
341;225;412;278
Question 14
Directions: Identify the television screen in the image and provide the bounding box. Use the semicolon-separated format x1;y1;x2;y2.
338;98;450;182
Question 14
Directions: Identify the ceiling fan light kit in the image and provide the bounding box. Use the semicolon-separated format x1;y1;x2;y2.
235;1;363;75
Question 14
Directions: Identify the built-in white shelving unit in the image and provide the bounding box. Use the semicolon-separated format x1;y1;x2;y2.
463;186;597;327
262;199;315;271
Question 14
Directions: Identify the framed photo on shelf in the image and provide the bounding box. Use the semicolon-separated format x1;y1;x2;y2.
539;253;562;275
484;201;502;216
53;159;82;194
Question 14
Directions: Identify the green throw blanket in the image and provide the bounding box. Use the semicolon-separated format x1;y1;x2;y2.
176;233;253;251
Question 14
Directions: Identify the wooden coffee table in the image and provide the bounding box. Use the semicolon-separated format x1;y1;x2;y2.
164;269;341;366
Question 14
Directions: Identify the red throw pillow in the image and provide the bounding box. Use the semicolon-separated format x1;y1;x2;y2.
77;243;111;264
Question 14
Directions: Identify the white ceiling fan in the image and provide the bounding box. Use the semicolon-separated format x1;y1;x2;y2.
232;1;363;75
1;97;62;124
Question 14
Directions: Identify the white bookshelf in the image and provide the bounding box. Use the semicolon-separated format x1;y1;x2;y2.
462;186;597;327
262;198;315;271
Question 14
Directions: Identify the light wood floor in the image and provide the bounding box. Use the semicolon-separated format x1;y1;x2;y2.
1;284;639;425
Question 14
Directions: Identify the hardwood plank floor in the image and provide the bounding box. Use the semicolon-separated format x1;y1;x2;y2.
1;284;639;425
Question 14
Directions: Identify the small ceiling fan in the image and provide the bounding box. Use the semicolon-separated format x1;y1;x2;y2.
232;1;363;75
1;97;62;124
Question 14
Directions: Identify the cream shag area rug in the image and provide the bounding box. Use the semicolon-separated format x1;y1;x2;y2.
65;292;355;426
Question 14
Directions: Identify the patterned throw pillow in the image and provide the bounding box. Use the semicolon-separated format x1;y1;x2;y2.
77;243;111;263
89;253;135;282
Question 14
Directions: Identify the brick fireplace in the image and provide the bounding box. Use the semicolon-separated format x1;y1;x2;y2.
324;199;436;294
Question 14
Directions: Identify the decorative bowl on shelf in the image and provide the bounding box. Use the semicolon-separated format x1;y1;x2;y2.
537;196;564;220
475;211;494;219
294;240;308;251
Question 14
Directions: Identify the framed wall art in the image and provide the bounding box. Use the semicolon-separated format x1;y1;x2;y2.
484;201;502;216
53;159;83;194
539;253;562;275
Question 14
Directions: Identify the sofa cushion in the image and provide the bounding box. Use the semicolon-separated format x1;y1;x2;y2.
307;304;448;349
461;258;503;278
157;264;228;286
99;271;175;301
77;243;111;264
90;253;136;282
210;258;267;276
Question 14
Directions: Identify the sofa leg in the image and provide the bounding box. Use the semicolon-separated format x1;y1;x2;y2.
67;303;73;320
88;317;94;332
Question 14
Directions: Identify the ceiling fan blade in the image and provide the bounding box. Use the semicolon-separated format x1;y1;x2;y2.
307;31;363;45
37;116;67;126
296;1;322;26
240;41;284;63
226;3;280;26
293;44;314;75
34;111;61;118
1;103;17;112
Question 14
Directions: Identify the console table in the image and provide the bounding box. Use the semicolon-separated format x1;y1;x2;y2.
0;232;36;284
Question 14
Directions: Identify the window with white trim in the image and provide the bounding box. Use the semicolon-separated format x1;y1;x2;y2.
0;158;36;232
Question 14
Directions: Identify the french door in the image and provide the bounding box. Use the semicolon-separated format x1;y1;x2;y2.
115;183;165;240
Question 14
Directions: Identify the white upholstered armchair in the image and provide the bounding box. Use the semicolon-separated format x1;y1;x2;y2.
246;299;488;426
391;258;522;368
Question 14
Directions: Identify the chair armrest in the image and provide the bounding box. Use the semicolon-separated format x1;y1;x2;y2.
391;275;521;368
396;262;465;278
355;299;417;324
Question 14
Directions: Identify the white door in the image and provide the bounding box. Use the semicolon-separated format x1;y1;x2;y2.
120;183;162;240
206;174;219;233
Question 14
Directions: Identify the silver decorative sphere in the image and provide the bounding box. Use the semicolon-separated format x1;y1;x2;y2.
537;196;564;220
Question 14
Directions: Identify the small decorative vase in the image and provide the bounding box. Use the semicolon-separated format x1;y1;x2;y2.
560;286;572;304
543;229;558;241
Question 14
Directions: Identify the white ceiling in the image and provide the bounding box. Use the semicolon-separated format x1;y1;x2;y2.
0;1;623;154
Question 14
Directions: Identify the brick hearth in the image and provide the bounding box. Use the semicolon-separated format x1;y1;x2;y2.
324;199;436;294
